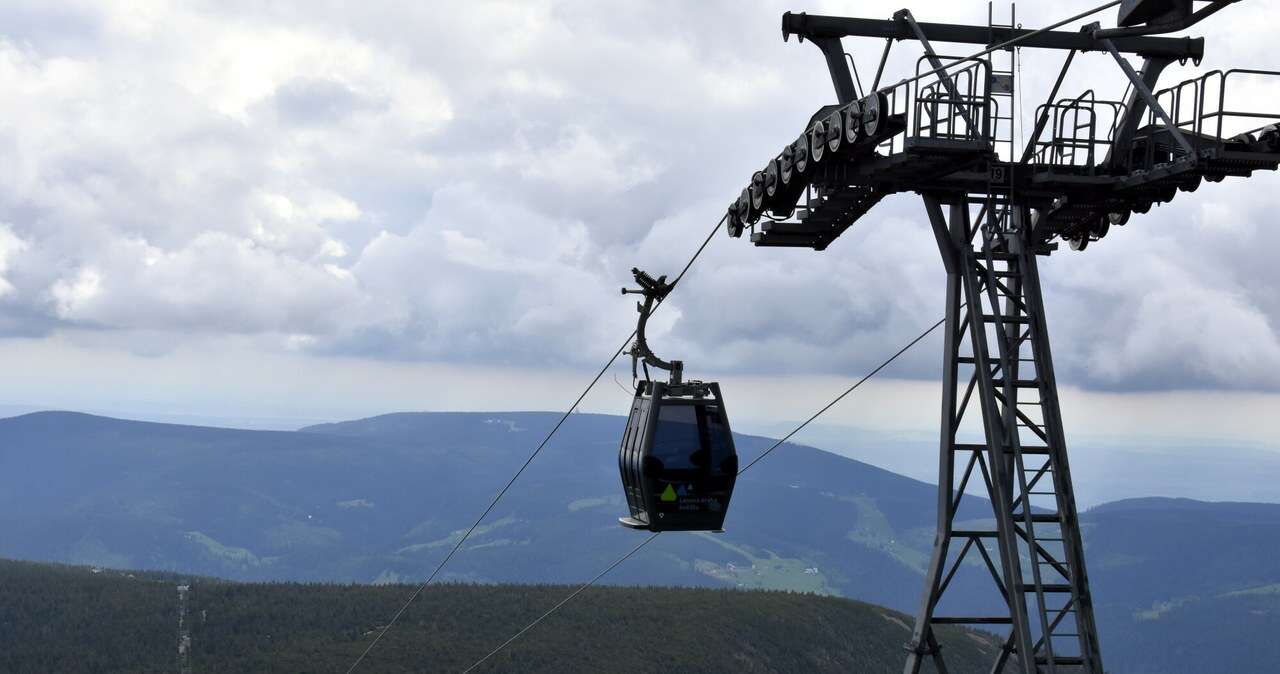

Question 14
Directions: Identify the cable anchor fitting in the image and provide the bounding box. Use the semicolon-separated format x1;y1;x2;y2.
621;267;683;385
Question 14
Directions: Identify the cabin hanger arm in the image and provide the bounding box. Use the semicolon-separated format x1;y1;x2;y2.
622;268;684;385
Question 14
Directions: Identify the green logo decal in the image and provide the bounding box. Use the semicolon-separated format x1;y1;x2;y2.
660;484;678;502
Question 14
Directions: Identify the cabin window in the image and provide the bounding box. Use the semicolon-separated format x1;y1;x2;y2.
651;403;732;474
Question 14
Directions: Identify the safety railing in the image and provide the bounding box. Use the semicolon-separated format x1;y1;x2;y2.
875;78;912;156
1153;69;1280;141
911;56;988;143
1030;90;1125;169
912;57;992;143
872;56;994;157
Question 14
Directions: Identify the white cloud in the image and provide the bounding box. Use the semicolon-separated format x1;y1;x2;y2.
0;0;1276;396
0;224;27;295
341;183;630;363
49;266;100;318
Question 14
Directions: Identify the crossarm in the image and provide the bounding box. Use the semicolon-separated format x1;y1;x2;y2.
781;11;1204;60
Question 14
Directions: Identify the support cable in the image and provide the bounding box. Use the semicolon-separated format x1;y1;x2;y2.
456;312;949;672
736;313;948;475
460;532;661;673
342;214;725;674
354;6;1153;674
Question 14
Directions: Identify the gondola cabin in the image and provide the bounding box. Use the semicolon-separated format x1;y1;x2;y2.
617;379;738;532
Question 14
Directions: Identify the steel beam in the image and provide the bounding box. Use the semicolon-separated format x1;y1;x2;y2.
1020;50;1077;165
904;195;966;674
1104;55;1172;167
896;9;981;136
1100;35;1194;155
782;12;1204;60
809;35;859;104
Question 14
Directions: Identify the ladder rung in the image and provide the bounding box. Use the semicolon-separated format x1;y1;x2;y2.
931;616;1013;625
1037;656;1085;665
1005;445;1051;455
993;378;1040;388
952;529;999;538
1018;583;1073;593
982;314;1030;324
1013;514;1064;524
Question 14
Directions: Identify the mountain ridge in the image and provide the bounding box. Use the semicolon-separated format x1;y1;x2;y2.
0;409;1276;672
0;556;1002;673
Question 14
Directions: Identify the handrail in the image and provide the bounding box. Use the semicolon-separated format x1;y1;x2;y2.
1152;68;1280;141
1029;90;1126;169
911;55;992;144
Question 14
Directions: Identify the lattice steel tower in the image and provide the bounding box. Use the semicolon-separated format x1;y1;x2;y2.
721;2;1276;671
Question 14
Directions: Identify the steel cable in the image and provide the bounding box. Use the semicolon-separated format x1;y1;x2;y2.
444;4;1132;670
736;314;948;476
459;533;660;674
456;312;949;672
342;214;725;673
896;1;1123;91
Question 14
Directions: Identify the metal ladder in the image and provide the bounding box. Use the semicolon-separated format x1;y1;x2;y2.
985;2;1017;238
904;197;1104;674
974;223;1103;673
988;2;1018;163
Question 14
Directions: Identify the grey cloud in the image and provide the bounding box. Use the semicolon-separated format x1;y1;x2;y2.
1042;177;1280;390
0;1;1275;393
269;78;389;126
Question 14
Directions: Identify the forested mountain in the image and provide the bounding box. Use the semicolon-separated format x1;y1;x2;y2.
1085;498;1280;674
0;410;990;609
0;558;1001;673
0;410;1276;672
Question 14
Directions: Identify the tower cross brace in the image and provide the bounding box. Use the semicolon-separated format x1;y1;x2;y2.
903;195;1103;673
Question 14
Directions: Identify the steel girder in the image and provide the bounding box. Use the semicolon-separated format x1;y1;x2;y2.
904;195;1102;674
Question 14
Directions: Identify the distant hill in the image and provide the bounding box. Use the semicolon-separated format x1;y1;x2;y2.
0;410;1277;672
0;558;1002;673
1083;497;1280;674
0;410;994;611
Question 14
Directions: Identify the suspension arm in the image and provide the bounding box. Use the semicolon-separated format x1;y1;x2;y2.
622;268;684;384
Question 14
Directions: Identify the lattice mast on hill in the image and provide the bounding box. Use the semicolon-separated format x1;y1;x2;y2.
722;1;1273;672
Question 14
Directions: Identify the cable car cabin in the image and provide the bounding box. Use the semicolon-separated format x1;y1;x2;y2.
617;380;738;532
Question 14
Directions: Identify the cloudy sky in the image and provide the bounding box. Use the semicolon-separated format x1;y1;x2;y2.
0;0;1278;454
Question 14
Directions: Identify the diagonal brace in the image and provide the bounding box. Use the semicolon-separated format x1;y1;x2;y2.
1099;30;1195;156
895;9;981;137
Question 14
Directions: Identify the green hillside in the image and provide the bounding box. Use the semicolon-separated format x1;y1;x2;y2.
0;410;996;611
3;412;1280;671
0;558;1000;673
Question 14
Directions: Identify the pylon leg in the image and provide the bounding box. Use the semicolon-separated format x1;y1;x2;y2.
905;195;1103;673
